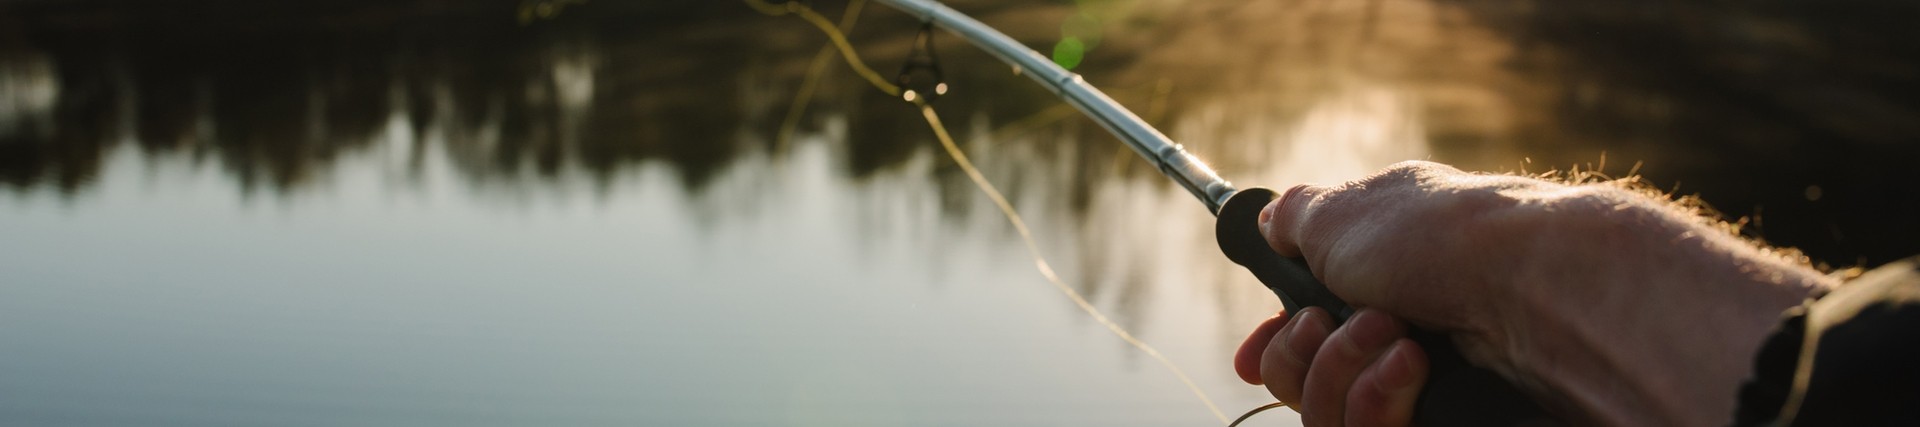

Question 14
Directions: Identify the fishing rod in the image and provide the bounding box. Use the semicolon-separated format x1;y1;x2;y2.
870;0;1554;424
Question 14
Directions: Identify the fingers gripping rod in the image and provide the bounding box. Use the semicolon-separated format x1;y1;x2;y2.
868;0;1554;424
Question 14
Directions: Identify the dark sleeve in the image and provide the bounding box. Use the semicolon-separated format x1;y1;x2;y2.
1733;256;1920;426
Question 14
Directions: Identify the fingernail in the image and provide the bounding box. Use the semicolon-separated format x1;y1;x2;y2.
1259;199;1277;236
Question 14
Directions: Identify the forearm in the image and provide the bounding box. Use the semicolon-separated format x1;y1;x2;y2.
1504;188;1833;425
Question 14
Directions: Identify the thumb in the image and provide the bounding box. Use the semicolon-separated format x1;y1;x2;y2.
1259;183;1329;259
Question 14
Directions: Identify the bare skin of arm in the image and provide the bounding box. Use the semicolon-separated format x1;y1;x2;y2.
1232;161;1835;427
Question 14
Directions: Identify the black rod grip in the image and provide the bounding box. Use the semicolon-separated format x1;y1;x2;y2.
1215;187;1557;426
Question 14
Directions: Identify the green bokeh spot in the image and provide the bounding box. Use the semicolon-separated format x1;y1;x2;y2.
1052;37;1085;70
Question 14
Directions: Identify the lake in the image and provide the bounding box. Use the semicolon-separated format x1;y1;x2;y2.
2;1;1915;426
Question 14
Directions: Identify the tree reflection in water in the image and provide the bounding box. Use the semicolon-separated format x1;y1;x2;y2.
2;0;1916;266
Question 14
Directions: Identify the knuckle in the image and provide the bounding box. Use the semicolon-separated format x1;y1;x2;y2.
1385;159;1451;174
1308;161;1466;232
1326;323;1365;358
1283;310;1330;365
1368;160;1457;187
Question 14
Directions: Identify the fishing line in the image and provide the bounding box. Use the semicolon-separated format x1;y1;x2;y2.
747;1;1280;424
746;0;901;96
918;104;1228;424
1226;401;1291;427
775;0;868;154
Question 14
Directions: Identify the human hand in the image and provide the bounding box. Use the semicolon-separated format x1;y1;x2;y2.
1234;307;1428;427
1233;161;1833;426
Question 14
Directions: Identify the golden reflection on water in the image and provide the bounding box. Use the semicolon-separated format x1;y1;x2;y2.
0;0;1913;335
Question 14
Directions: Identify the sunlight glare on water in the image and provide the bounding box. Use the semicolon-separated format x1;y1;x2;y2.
1180;83;1428;191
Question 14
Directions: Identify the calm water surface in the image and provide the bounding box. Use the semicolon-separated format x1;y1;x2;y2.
3;1;1915;426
